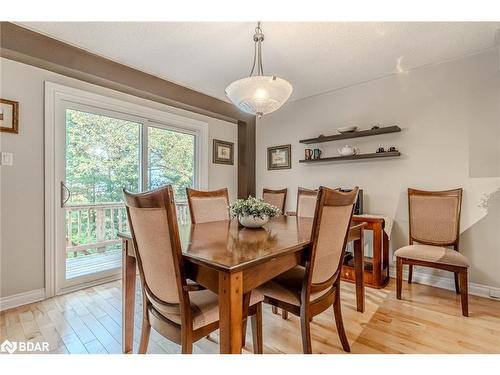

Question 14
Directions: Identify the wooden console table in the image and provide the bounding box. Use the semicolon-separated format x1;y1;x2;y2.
341;215;391;289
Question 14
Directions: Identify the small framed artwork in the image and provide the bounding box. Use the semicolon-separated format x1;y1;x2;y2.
0;99;19;134
213;139;234;165
268;144;291;170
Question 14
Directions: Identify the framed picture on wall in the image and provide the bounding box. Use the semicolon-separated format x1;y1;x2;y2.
213;139;234;165
0;99;19;134
268;144;291;170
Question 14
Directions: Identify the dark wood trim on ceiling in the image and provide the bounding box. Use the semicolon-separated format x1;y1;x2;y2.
0;22;255;198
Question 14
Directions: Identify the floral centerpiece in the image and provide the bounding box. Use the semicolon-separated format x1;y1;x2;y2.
229;196;281;228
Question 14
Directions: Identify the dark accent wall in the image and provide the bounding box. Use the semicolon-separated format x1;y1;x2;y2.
0;22;256;198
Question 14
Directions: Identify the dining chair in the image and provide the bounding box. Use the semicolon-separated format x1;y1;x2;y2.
395;188;469;316
286;187;319;217
262;188;287;213
258;186;359;353
186;187;230;224
124;185;264;354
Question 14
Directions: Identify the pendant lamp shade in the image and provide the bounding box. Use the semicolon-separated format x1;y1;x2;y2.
225;22;293;118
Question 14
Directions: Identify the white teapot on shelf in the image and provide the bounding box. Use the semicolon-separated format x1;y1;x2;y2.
337;145;359;156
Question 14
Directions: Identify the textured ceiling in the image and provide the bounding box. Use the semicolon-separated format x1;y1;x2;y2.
19;22;500;102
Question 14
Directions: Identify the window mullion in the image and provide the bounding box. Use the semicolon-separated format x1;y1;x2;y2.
141;120;149;192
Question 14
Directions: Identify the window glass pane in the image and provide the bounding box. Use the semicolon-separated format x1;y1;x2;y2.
65;109;141;204
148;126;196;202
65;108;141;279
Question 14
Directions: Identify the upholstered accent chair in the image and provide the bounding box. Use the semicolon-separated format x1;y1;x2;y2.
262;188;287;213
395;188;469;316
258;187;359;353
124;185;263;354
286;187;319;217
186;187;230;224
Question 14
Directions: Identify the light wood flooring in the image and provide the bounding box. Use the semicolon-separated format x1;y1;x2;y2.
1;278;500;354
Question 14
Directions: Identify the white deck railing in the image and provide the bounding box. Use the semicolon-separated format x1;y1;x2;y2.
65;201;190;256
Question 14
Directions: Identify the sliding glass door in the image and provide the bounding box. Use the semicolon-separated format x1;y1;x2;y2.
58;102;198;292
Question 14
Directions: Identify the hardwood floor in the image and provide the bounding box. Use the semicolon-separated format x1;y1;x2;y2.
1;278;499;354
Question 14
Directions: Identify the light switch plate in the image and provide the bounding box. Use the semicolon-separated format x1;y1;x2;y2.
1;152;13;166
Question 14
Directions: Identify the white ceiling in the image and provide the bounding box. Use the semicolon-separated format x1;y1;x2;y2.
19;22;500;102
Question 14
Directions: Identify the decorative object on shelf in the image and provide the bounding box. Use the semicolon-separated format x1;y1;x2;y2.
304;148;313;160
268;144;291;170
300;125;401;144
0;99;19;134
376;147;385;153
337;125;358;134
213;139;234;165
313;148;322;159
371;124;380;130
225;22;293;119
230;196;281;228
388;146;398;152
337;145;359;156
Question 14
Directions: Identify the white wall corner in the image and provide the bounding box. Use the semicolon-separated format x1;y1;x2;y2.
389;266;500;301
0;289;46;311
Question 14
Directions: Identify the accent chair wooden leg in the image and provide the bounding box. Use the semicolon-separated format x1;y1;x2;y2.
459;269;469;317
454;272;460;294
333;281;350;352
281;309;288;320
300;314;312;354
251;303;263;354
138;316;151;354
272;306;278;315
181;333;193;354
396;257;403;300
408;264;413;284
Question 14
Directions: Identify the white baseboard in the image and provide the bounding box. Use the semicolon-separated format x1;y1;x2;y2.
389;266;500;300
0;288;46;311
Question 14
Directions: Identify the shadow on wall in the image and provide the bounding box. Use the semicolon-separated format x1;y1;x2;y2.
391;190;410;255
460;187;500;288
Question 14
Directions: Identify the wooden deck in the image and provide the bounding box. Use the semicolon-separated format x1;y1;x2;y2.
66;248;122;279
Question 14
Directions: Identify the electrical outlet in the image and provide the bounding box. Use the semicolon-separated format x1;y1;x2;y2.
1;152;13;166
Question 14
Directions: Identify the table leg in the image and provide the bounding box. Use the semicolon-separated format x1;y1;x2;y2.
122;240;136;354
353;235;365;312
218;271;244;354
372;222;382;286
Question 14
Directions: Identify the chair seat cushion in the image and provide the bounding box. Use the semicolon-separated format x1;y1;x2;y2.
151;287;263;331
257;266;330;306
395;244;469;267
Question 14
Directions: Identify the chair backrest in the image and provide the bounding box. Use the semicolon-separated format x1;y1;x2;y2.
124;185;186;306
408;188;462;247
262;188;287;213
186;187;230;224
308;187;358;286
296;187;319;218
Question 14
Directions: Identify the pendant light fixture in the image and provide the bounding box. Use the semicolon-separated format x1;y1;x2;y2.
225;22;293;118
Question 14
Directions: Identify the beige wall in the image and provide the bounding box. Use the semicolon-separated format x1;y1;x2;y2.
0;58;238;297
257;49;500;288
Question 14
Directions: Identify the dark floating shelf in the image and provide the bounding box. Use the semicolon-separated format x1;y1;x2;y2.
299;151;401;163
299;125;401;144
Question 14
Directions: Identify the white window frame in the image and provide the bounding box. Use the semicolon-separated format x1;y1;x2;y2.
44;81;208;297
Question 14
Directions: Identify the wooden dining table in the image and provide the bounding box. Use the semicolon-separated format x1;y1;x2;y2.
118;215;366;354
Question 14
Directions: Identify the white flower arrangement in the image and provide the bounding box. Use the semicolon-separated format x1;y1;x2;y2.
229;196;281;220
